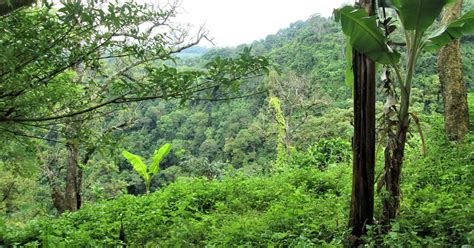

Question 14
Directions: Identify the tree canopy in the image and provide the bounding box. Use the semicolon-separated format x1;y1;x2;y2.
1;0;473;246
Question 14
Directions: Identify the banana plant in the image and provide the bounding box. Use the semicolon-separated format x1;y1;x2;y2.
122;143;172;193
334;0;474;225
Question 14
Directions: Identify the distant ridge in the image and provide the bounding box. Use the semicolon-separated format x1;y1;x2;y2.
176;46;210;58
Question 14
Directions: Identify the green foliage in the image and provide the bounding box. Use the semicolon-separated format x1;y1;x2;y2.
7;118;473;246
290;138;351;170
336;1;473;66
386;0;452;32
0;1;270;130
334;6;401;65
3;166;351;246
1;3;474;246
248;15;351;101
428;10;474;50
122;144;172;193
150;144;172;175
171;156;231;180
268;95;287;169
364;113;474;246
122;151;148;182
3;102;474;246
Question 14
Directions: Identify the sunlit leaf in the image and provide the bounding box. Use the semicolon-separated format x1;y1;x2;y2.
122;150;148;181
149;143;172;175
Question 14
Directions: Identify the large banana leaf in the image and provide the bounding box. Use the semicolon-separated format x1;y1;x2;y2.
426;11;474;50
383;0;453;33
149;143;172;175
334;6;400;65
122;150;149;181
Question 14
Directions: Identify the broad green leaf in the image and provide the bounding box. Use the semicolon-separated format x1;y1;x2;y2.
426;11;474;51
122;150;148;180
388;0;453;33
149;143;172;175
334;6;400;65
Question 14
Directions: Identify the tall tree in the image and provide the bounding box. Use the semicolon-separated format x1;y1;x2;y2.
266;71;328;157
335;0;474;232
438;0;470;141
348;0;376;244
0;1;269;213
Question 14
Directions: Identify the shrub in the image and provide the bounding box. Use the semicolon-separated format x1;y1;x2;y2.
290;138;351;170
2;166;352;246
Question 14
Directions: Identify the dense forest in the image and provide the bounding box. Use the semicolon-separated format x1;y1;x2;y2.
1;0;473;247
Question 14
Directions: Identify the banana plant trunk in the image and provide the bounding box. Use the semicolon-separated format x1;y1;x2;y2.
382;121;408;227
382;27;417;230
349;0;376;244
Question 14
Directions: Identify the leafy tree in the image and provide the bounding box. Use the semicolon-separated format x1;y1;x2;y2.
175;156;229;180
335;0;474;229
0;0;269;213
1;2;473;245
266;71;329;157
0;1;269;127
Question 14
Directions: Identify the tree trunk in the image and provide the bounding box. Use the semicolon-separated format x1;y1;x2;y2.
382;123;408;227
51;189;66;214
349;0;376;245
76;163;83;210
65;137;80;212
63;120;85;212
381;65;412;230
438;0;469;141
41;157;67;214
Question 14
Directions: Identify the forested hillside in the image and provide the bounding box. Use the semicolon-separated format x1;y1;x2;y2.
1;0;473;246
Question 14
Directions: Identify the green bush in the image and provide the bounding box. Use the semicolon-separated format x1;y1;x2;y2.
3;107;473;246
364;112;474;247
3;166;351;246
289;138;351;170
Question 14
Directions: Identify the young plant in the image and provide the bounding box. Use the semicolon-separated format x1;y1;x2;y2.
122;143;172;193
334;0;474;225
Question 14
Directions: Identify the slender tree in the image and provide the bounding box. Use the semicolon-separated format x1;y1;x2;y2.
348;0;376;244
438;0;470;141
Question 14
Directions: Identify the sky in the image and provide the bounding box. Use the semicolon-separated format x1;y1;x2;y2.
175;0;353;47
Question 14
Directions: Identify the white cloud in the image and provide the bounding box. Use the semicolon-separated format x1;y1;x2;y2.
175;0;354;47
